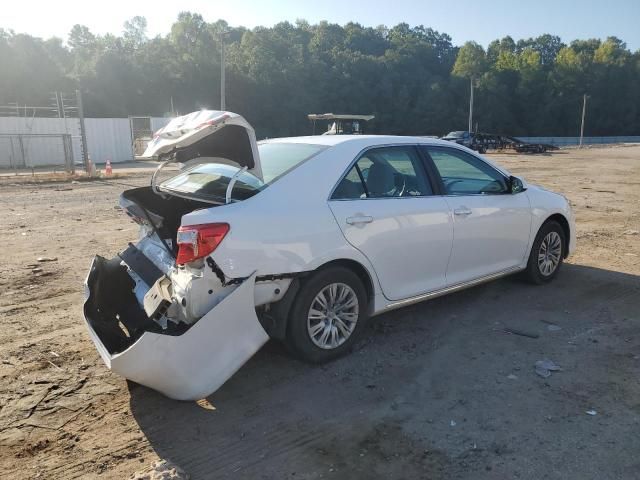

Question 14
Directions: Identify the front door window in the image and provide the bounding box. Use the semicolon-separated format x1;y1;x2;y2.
427;147;508;195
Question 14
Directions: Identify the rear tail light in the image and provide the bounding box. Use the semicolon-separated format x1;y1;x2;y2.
176;223;230;265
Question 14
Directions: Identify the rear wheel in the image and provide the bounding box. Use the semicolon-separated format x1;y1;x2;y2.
524;221;565;284
285;266;369;363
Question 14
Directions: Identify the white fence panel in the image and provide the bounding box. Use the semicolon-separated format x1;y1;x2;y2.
0;117;78;135
0;117;81;167
0;136;14;168
21;135;68;167
519;136;640;146
85;118;133;163
7;114;638;169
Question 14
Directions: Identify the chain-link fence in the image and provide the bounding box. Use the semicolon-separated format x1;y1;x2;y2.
130;116;152;156
0;133;75;173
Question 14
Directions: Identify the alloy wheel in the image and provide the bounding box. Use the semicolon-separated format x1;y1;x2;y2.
538;231;562;276
307;283;359;349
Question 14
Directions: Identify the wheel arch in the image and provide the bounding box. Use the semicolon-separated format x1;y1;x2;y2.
543;213;571;258
261;257;376;341
314;258;376;312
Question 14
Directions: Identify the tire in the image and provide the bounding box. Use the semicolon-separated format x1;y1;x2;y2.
285;266;369;363
524;221;565;284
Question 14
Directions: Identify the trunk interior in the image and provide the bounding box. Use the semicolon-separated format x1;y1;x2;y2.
120;186;212;251
84;255;155;354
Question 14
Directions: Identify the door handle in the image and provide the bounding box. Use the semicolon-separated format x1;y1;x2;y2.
453;207;472;217
346;215;373;225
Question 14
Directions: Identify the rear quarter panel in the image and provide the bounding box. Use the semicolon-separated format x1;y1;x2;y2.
180;140;387;295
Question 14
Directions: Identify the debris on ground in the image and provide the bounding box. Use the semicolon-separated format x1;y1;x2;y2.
36;257;58;262
1;146;639;478
535;359;562;378
586;410;597;416
623;229;639;236
504;327;539;339
195;399;216;410
130;460;190;480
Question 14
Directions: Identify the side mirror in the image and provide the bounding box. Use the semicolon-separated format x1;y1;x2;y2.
509;176;526;194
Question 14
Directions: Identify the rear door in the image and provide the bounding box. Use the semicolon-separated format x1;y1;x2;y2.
423;146;532;285
328;145;452;301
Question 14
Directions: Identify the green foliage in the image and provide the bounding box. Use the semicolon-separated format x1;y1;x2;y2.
453;41;487;79
0;16;639;136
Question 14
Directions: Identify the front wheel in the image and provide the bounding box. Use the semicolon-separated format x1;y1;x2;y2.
285;266;369;363
524;221;565;284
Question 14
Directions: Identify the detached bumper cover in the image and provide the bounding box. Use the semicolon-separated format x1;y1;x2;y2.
83;263;269;401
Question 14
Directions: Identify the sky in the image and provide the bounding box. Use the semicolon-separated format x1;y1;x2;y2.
3;0;640;50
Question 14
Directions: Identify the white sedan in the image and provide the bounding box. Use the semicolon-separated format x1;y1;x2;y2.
83;111;575;400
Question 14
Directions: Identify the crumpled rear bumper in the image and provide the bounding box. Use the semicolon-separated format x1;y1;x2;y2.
83;258;269;401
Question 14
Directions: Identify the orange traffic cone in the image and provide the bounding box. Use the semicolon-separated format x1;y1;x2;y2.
105;159;113;176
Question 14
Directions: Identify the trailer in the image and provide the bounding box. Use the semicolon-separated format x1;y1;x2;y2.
485;134;559;154
442;131;559;154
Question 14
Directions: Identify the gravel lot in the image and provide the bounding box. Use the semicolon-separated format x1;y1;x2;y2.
0;145;638;479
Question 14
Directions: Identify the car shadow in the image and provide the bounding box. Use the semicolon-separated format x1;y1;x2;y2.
129;263;640;479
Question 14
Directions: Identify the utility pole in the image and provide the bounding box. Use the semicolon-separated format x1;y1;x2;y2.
220;31;231;111
220;39;226;110
579;94;587;148
76;89;89;172
468;77;474;133
59;92;66;118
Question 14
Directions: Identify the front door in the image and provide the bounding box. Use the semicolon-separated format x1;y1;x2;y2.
329;145;453;301
424;146;532;286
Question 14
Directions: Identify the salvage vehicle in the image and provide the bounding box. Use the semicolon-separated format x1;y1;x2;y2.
443;131;559;154
496;135;559;154
83;110;576;400
442;131;487;153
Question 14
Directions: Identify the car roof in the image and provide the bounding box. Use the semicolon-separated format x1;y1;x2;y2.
259;134;512;179
259;134;454;148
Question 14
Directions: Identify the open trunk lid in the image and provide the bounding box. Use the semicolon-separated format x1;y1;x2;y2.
142;110;263;180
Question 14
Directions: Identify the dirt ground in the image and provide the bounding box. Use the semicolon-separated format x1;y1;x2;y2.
0;145;638;480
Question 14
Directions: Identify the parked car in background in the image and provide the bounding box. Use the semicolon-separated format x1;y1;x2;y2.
442;131;487;153
83;110;576;400
443;131;559;154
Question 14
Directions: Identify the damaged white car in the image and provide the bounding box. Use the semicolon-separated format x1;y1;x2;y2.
83;110;576;400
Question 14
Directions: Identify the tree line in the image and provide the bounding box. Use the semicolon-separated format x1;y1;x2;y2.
1;13;639;138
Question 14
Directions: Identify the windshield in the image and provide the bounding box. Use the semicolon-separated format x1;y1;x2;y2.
258;142;326;183
159;163;264;203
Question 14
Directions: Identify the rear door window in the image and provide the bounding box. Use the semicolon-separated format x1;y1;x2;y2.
332;146;432;199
